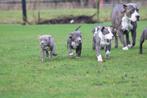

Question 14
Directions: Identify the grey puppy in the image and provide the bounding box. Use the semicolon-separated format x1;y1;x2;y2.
112;3;140;50
92;26;113;62
67;26;82;57
140;28;147;54
39;35;57;62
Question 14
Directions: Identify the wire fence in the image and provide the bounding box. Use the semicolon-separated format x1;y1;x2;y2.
0;0;147;24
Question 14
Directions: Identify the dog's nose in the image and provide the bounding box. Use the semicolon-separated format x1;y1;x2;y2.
136;16;140;21
106;39;110;43
77;38;82;43
78;39;81;43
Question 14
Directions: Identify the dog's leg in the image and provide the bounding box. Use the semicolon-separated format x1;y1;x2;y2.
139;39;144;54
95;42;102;62
92;36;96;50
125;31;131;48
50;38;57;56
118;30;128;50
114;35;118;48
131;29;136;47
105;44;111;59
49;51;52;59
45;50;49;57
41;49;45;62
131;22;137;47
76;43;82;57
68;48;73;56
113;31;118;48
67;40;74;56
52;44;57;56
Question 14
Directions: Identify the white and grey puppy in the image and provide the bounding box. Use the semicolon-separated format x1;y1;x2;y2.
92;26;113;62
140;28;147;54
67;27;82;57
39;35;57;62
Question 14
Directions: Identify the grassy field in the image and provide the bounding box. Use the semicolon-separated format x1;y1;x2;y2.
0;21;147;98
1;6;147;23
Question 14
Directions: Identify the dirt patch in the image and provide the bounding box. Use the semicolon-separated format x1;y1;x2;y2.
37;14;97;24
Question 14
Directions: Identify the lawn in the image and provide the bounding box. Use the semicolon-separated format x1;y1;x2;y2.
0;21;147;98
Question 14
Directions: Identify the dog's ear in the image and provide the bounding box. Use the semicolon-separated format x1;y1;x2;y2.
69;35;72;39
69;33;73;39
101;26;105;32
122;4;128;13
123;4;127;8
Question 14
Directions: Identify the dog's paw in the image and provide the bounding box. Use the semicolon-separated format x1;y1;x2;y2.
122;46;128;50
105;51;110;59
69;52;74;56
97;55;103;62
127;44;132;48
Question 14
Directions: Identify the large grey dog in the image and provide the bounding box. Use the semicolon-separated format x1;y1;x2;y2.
140;28;147;54
112;3;140;50
39;35;57;62
92;26;113;62
67;26;82;57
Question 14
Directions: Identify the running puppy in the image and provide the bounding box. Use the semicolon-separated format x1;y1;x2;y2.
67;26;82;57
39;35;57;62
92;26;113;62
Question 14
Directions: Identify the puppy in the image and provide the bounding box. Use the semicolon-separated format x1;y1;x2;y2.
92;26;113;62
39;35;57;62
140;28;147;54
67;26;82;57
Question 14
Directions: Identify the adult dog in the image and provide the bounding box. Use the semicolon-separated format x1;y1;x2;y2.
67;26;82;57
39;35;57;62
112;3;140;50
92;26;113;62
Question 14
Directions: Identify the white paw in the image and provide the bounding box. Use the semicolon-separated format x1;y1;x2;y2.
69;52;74;56
128;44;132;48
106;51;110;59
122;46;128;50
97;55;103;62
106;50;110;55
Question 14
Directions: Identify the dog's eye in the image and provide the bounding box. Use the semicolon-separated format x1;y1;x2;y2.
136;9;139;12
132;9;136;13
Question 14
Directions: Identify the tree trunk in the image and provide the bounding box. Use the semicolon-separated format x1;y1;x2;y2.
21;0;27;25
80;0;84;7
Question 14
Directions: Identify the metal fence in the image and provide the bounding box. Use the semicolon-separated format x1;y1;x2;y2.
0;0;147;24
0;0;97;10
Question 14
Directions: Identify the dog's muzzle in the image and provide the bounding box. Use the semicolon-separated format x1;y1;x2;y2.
136;16;140;21
40;43;49;50
106;39;111;45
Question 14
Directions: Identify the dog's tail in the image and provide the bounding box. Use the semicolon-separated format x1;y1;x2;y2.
75;25;81;31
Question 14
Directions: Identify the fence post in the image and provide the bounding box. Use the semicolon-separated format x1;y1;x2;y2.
96;0;100;22
21;0;27;25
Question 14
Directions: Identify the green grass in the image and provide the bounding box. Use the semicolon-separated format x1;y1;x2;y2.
1;6;147;23
0;21;147;98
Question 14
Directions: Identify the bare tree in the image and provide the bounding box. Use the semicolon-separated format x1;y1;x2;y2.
21;0;27;25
